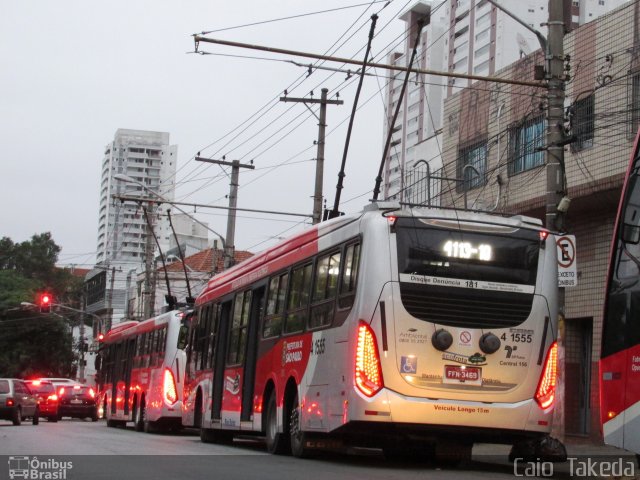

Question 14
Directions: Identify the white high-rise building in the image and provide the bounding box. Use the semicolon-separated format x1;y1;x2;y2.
87;129;178;327
383;0;629;202
96;129;177;263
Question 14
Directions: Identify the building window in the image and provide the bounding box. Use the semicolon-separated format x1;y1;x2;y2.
508;115;545;175
457;140;487;191
570;95;594;152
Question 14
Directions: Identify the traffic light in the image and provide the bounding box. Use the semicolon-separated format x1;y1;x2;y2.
39;293;52;313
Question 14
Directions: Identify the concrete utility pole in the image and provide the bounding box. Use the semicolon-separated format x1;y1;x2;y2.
546;0;567;442
143;204;155;319
195;157;255;268
280;88;343;224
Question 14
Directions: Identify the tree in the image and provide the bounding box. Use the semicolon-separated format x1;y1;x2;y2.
0;233;81;378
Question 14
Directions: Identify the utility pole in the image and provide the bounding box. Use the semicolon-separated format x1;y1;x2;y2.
106;266;116;332
143;203;155;319
280;88;343;224
546;0;567;442
195;157;255;268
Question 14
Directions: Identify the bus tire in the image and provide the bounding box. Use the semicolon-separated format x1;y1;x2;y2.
290;391;313;458
12;407;21;426
134;397;145;432
265;393;289;455
200;427;216;443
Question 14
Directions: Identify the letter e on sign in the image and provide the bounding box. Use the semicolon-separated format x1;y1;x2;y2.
556;235;577;287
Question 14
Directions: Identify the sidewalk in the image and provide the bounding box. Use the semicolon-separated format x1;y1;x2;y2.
473;439;639;478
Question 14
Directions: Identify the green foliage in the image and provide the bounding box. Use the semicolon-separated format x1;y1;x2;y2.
0;233;81;377
0;270;39;311
0;313;75;378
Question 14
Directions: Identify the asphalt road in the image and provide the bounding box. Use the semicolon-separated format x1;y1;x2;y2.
0;418;624;480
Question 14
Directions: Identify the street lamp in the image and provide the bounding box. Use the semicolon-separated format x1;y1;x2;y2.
113;174;231;266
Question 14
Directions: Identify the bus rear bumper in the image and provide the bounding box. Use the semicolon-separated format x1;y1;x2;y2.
341;388;553;444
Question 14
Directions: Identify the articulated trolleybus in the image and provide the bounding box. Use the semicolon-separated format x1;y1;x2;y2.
601;127;640;454
98;308;191;433
184;202;559;459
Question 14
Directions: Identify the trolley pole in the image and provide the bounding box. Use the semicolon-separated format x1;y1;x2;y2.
546;0;567;442
280;88;343;224
195;157;255;268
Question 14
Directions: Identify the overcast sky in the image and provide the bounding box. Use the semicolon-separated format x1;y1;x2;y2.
0;0;410;268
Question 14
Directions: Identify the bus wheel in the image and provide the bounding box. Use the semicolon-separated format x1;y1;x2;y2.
290;392;313;458
134;398;145;432
265;394;289;455
12;407;21;426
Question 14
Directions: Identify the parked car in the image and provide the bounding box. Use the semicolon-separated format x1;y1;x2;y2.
38;378;77;396
58;385;98;421
24;379;59;422
0;379;39;425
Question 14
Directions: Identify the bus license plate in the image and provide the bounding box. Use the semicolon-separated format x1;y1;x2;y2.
443;365;482;385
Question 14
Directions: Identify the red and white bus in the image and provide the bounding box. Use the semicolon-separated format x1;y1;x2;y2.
600;127;640;454
97;308;191;433
183;202;559;459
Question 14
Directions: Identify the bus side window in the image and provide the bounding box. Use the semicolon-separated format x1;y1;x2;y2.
285;263;312;334
309;251;341;329
338;242;361;309
227;291;252;365
263;273;288;338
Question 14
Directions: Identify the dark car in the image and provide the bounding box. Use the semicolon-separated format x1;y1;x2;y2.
25;380;59;422
0;379;39;425
58;385;98;421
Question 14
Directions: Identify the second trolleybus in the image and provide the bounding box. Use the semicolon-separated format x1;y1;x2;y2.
182;202;559;459
600;126;640;454
97;308;191;433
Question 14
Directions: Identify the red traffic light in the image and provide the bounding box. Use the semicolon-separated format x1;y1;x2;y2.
97;333;104;341
39;293;52;313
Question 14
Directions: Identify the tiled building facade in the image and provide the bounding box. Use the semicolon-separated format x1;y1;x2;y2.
435;2;639;440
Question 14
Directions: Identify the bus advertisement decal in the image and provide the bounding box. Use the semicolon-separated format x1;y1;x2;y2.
399;274;534;294
225;373;241;395
441;351;487;366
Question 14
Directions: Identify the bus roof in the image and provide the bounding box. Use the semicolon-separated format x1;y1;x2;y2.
197;212;360;306
195;202;545;306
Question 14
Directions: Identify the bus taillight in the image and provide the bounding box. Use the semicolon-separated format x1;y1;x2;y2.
355;323;384;397
535;341;558;409
163;368;178;405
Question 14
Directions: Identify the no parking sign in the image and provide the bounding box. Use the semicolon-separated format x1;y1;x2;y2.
556;235;577;287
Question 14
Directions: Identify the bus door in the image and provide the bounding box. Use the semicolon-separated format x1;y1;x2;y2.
241;284;265;422
211;299;233;422
122;338;135;415
110;343;122;415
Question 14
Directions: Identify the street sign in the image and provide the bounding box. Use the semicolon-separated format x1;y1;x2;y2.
557;235;577;287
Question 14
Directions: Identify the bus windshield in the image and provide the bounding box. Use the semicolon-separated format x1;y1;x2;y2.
395;218;540;286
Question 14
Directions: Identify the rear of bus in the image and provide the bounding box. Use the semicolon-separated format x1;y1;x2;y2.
346;208;558;453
